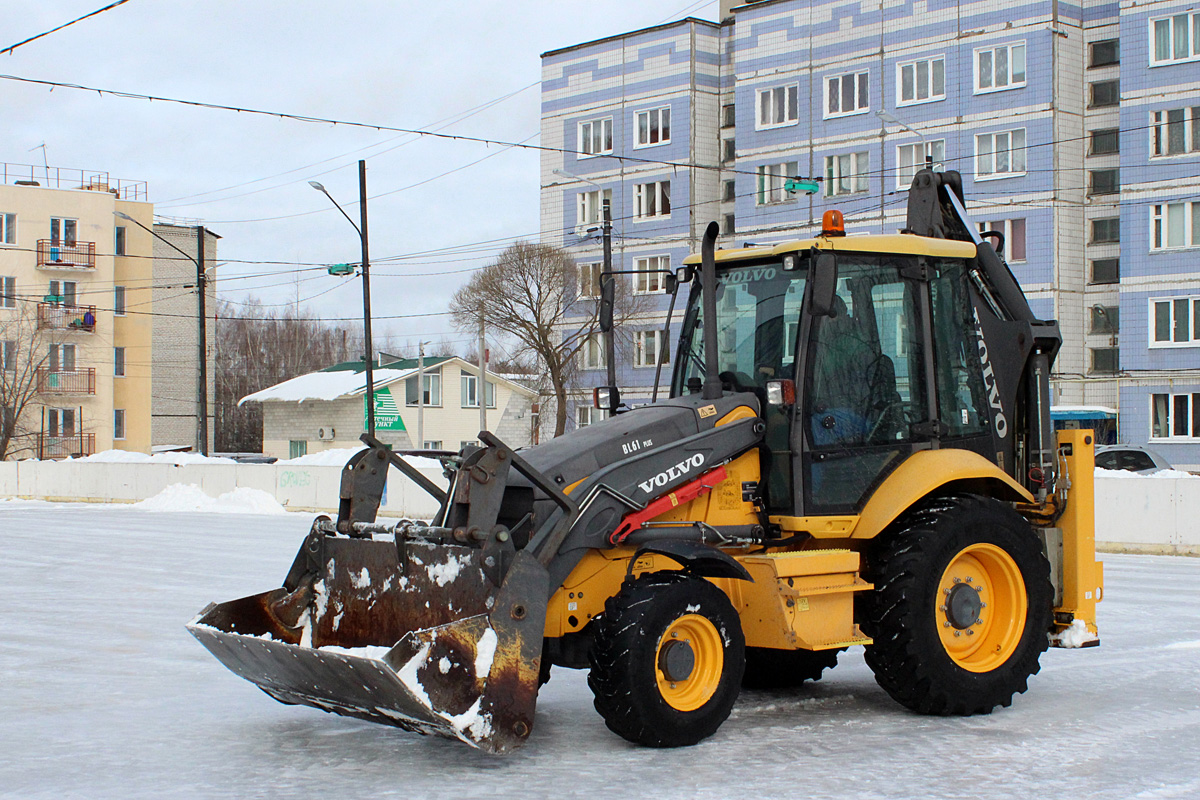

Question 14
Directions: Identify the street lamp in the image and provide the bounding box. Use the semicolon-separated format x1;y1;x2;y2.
310;160;375;438
876;110;935;170
114;211;211;455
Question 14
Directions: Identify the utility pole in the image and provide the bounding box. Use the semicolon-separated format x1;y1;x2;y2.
416;342;425;450
196;225;209;455
478;308;487;436
601;199;616;399
359;160;375;439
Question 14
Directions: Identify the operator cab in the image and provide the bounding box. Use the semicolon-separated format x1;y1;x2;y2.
675;230;997;517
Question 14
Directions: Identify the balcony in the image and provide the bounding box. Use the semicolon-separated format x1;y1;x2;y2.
36;367;96;395
40;432;96;459
37;240;96;270
37;303;97;332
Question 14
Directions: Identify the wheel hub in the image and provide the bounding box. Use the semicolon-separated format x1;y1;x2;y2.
945;583;983;629
658;638;696;683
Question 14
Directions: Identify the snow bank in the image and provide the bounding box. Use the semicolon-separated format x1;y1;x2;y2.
1050;619;1099;648
1095;467;1198;480
77;450;237;465
133;484;288;514
277;447;444;470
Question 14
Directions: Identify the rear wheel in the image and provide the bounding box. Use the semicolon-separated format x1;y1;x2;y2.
862;494;1052;715
741;647;840;689
588;572;745;747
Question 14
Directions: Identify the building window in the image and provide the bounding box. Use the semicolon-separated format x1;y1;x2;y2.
1090;347;1119;373
114;347;125;377
1151;296;1200;346
897;56;945;105
1091;217;1120;243
1151;392;1200;439
724;213;735;234
1;276;14;308
721;138;736;163
1090;128;1119;156
897;140;945;188
1151;107;1200;157
633;180;671;219
48;280;77;307
758;84;799;128
1089;38;1120;67
288;440;307;459
1089;168;1120;196
722;103;735;128
1151;202;1200;250
49;343;76;372
578;116;613;157
576;405;607;429
423;440;444;450
1151;12;1200;65
1091;258;1119;284
722;180;735;202
976;129;1027;179
114;226;126;256
461;374;496;408
114;409;126;440
576;189;612;227
1090;305;1120;334
825;71;869;117
633;330;668;368
1;213;15;245
633;255;668;294
978;219;1027;262
1;340;14;371
114;285;126;316
405;370;442;406
576;262;602;299
48;407;76;437
824;151;870;196
1089;79;1119;108
756;161;798;205
635;106;671;148
975;42;1026;92
50;218;77;246
581;334;605;369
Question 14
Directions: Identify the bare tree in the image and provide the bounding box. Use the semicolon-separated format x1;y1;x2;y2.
0;305;53;460
449;241;643;437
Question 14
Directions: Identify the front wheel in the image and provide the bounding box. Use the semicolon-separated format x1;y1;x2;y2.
862;494;1052;716
588;571;745;747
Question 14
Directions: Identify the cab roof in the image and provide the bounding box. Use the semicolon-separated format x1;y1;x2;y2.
681;233;977;265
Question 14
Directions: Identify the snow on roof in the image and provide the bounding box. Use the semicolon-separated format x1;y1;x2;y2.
1051;405;1118;416
239;366;417;405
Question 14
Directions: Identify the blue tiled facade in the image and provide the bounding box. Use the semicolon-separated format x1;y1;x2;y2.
541;0;1200;468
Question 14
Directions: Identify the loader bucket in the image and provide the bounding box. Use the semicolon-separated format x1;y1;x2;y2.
187;532;549;754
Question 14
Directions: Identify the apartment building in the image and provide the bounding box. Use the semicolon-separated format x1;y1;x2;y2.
540;0;1200;468
0;164;153;459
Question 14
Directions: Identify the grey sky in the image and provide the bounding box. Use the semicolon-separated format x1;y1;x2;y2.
3;0;717;356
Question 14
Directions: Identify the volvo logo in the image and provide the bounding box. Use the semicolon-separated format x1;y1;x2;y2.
973;308;1009;439
637;453;706;494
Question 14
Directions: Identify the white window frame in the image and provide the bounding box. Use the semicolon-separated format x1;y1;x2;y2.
756;84;799;129
975;129;1027;180
114;409;126;441
633;180;671;220
1150;202;1200;250
48;407;76;437
1149;296;1200;347
1150;12;1200;66
423;440;444;450
897;56;946;106
581;333;606;369
825;71;870;118
756;161;798;205
1150;392;1200;440
578;116;613;157
1151;107;1200;157
824;151;870;196
1;276;15;309
460;374;496;408
405;370;442;407
576;405;607;429
633;255;669;294
974;42;1027;93
633;330;668;368
0;213;15;245
896;140;945;189
634;106;671;148
576;261;602;299
114;285;126;316
114;225;126;256
576;189;612;227
114;346;125;377
977;218;1027;263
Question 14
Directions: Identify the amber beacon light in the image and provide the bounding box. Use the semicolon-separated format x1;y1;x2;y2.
821;209;846;237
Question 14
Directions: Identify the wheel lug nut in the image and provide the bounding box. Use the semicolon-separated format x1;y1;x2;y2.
966;576;973;583
954;631;961;637
953;577;961;583
943;621;951;627
966;629;974;636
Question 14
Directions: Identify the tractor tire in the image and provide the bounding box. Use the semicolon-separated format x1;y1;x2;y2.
861;494;1052;716
741;647;841;690
588;571;745;747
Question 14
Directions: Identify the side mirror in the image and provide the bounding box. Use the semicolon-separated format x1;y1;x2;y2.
809;250;839;316
599;273;614;333
664;271;678;293
593;385;620;413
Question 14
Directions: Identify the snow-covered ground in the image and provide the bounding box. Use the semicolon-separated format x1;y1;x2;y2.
2;504;1198;800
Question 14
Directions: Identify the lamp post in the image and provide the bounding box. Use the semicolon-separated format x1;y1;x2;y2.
876;109;935;170
311;160;375;438
115;211;210;455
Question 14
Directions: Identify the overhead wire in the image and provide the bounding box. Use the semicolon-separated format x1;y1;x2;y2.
0;0;133;56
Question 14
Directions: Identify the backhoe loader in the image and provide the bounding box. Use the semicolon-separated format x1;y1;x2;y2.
189;169;1102;753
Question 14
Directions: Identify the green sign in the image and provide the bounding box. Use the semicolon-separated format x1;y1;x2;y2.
367;385;407;431
784;178;820;195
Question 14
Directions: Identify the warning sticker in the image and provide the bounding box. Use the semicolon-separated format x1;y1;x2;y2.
698;404;717;419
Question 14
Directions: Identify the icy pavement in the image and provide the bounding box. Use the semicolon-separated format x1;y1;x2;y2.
2;504;1198;800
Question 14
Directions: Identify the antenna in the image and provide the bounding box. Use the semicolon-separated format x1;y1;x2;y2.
27;143;49;183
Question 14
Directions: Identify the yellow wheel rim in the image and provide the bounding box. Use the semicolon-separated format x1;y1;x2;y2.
656;614;724;712
936;543;1027;673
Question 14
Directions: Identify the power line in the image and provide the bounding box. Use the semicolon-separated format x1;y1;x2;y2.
0;0;133;56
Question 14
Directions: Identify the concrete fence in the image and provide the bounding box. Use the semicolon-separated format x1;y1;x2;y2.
0;462;1195;554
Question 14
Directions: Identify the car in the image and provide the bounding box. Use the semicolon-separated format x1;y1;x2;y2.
1095;444;1173;474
